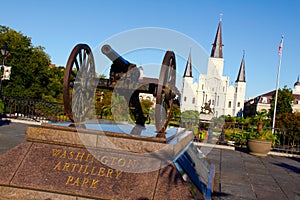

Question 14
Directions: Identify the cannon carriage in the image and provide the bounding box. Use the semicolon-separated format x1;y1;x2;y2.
63;43;179;136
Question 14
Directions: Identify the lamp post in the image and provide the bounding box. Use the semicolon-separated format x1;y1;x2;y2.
0;44;10;99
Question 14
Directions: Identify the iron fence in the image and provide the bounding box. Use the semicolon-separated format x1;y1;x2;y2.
1;97;299;155
273;128;300;154
222;123;300;155
2;96;69;123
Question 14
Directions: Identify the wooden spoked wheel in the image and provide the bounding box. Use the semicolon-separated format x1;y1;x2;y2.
63;44;96;122
155;51;176;135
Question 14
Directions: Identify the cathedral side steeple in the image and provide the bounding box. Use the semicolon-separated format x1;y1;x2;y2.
236;52;246;82
183;51;193;77
210;14;224;58
181;50;196;111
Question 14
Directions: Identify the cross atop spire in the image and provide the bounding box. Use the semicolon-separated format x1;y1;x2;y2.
236;52;246;82
183;50;193;78
210;15;224;58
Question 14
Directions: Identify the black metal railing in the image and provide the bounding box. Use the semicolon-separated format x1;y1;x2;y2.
1;97;299;155
273;128;300;154
2;96;69;123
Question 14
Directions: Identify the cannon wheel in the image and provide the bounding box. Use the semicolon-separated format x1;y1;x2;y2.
63;44;96;122
155;51;176;136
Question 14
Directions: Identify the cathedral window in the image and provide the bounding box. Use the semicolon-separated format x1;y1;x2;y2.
184;96;187;102
228;101;232;108
217;96;219;106
202;84;204;90
212;100;215;105
236;88;238;93
237;102;240;107
223;87;225;92
192;98;195;104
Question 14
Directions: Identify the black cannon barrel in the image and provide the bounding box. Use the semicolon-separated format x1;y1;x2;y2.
101;44;131;69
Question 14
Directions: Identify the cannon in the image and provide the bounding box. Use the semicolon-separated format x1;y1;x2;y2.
63;44;178;136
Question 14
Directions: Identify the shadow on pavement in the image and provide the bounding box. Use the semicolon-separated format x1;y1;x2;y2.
273;162;300;174
0;119;10;126
212;191;231;198
288;157;300;162
0;114;11;126
234;146;249;154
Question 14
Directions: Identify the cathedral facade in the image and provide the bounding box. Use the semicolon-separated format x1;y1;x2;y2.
181;19;246;117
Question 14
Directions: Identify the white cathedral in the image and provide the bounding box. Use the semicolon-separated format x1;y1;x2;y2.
181;18;246;117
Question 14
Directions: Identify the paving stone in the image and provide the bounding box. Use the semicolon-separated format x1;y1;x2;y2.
271;171;294;183
221;183;256;200
221;166;247;175
246;166;271;175
253;185;288;200
249;174;277;186
0;123;27;154
243;161;266;169
221;174;250;186
284;191;300;200
277;180;300;193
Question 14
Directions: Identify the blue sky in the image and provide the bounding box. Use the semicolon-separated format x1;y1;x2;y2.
1;0;299;99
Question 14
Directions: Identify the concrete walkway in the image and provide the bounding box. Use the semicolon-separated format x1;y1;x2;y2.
0;121;28;154
207;148;300;200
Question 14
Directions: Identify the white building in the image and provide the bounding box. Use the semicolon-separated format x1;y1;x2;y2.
181;18;246;117
244;77;300;116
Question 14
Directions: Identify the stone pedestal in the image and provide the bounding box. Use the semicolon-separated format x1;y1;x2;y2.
0;123;214;200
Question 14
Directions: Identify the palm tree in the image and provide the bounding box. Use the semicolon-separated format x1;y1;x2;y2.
255;109;268;133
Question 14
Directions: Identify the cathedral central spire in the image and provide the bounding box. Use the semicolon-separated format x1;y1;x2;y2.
210;14;224;58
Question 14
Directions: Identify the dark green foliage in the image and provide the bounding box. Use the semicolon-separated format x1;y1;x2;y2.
140;99;154;115
275;112;300;147
43;66;64;102
0;25;61;100
270;86;294;117
181;110;200;125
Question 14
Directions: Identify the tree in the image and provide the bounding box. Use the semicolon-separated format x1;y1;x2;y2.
255;109;269;133
276;112;300;147
111;94;130;121
95;89;112;119
0;26;51;99
270;86;294;117
170;103;181;119
140;99;154;116
181;110;199;124
42;65;65;102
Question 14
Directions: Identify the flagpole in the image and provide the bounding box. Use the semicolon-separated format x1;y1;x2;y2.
272;35;284;134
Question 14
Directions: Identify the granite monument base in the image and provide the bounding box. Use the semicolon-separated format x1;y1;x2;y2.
0;124;214;200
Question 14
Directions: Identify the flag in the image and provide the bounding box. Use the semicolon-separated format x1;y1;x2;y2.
278;36;284;55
